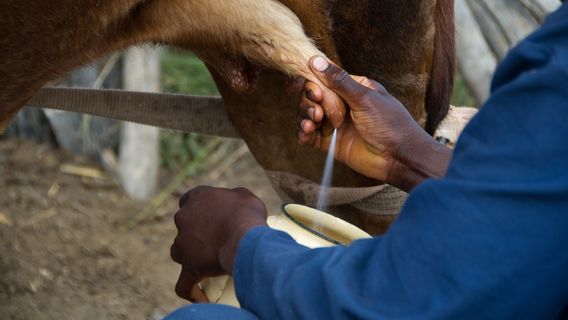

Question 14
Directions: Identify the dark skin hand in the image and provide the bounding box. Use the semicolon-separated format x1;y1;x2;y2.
170;57;453;303
170;186;268;302
298;56;453;192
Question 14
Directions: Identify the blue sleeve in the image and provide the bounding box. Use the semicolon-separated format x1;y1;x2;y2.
234;4;568;319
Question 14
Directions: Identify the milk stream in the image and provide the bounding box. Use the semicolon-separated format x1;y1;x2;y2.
316;129;338;216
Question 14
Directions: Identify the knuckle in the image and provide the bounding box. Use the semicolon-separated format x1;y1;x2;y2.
248;196;266;212
192;185;209;193
173;210;184;228
233;187;250;194
330;69;352;89
179;191;190;208
170;243;181;263
233;188;259;201
187;185;210;200
234;189;263;206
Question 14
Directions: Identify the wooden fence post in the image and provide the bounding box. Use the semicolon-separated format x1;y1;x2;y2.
118;47;161;201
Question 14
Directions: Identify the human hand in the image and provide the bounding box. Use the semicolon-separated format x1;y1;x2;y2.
297;57;451;191
170;186;268;302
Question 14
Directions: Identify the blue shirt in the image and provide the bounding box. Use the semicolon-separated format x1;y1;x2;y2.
233;4;568;319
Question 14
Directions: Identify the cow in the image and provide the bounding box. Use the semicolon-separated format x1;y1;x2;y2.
0;0;455;234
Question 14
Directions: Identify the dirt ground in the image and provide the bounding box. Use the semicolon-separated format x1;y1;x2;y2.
0;138;280;320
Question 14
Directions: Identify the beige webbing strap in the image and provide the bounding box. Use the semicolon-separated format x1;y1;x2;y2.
28;87;242;139
28;87;479;216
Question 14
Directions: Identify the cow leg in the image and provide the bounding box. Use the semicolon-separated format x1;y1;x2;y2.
1;0;346;133
122;0;347;122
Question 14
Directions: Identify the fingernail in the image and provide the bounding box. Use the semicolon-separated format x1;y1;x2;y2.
308;108;315;120
312;57;329;72
307;90;314;100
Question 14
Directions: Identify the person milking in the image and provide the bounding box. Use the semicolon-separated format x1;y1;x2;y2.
165;2;568;319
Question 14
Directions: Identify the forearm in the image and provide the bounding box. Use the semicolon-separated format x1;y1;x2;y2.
233;227;322;319
234;227;396;319
388;130;452;192
233;178;568;320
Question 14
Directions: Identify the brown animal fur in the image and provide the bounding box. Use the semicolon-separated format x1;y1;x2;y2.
0;0;455;231
425;0;456;134
0;0;342;130
327;0;455;132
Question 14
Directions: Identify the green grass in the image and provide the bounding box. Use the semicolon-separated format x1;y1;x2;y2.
452;72;477;108
161;49;219;96
160;49;220;170
159;131;211;171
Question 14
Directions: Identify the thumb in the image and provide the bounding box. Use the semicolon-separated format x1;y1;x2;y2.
310;56;369;107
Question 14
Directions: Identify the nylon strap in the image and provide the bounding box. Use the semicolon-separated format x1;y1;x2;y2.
28;87;242;139
26;87;478;217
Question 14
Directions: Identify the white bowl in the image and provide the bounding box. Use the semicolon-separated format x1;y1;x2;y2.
200;204;371;307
